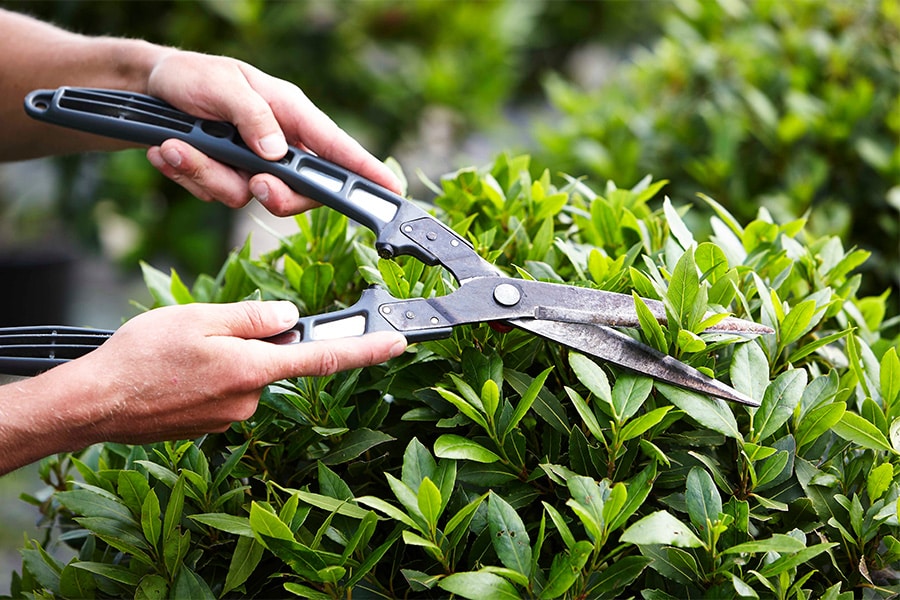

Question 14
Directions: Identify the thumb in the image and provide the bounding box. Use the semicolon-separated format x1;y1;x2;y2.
210;301;299;339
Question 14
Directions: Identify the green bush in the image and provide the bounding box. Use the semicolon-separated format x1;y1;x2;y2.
7;154;900;598
536;0;900;299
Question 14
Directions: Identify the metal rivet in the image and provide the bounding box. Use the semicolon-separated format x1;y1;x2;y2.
430;317;440;324
450;239;460;247
403;225;413;233
381;306;392;315
405;311;415;319
426;231;438;241
493;283;521;307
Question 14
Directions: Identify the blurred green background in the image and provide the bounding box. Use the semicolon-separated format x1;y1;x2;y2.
1;0;897;592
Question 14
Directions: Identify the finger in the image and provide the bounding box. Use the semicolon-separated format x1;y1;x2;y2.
261;331;408;382
254;79;403;194
249;174;321;217
147;141;253;207
202;300;299;339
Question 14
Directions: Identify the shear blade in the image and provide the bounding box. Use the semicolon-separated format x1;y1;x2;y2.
512;319;758;407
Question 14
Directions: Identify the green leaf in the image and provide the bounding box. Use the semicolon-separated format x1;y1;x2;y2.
141;490;162;549
117;470;150;519
666;246;699;329
566;476;609;542
438;571;522;600
634;292;668;353
620;406;673;441
72;561;141;586
621;510;704;548
796;402;845;452
541;502;576;550
482;379;501;420
300;262;334;309
685;468;722;538
565;386;605;441
417;477;443;531
488;493;532;576
163;475;185;543
223;536;264;595
778;299;818;348
539;540;593;599
20;545;63;593
832;412;895;453
356;496;420;530
590;555;653;598
402;438;437;493
612;375;653;422
171;566;215;600
730;341;769;403
723;533;807;555
322;428;395;465
57;488;136;524
378;258;410;298
569;353;613;409
434;434;501;463
135;574;167;600
756;543;838;577
60;561;97;599
753;369;807;441
249;502;295;543
867;463;894;501
882;347;900;411
656;383;741;440
190;513;254;537
505;367;553;439
436;387;489;429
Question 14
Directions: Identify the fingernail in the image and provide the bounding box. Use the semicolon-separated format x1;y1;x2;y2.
389;336;407;358
259;133;288;158
161;146;182;168
273;301;298;326
250;181;269;204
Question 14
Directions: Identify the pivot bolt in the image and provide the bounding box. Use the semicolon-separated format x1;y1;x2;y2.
493;283;521;307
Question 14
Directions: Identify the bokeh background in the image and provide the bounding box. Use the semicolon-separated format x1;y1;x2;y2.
1;0;897;592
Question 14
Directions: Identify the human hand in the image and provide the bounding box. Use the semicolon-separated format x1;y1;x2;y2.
144;51;402;216
57;301;406;446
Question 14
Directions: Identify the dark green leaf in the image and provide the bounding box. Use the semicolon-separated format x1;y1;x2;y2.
753;369;806;442
223;536;264;595
686;467;722;537
539;540;592;599
656;383;741;440
171;566;215;600
832;412;894;453
322;428;395;465
589;555;652;598
488;493;532;576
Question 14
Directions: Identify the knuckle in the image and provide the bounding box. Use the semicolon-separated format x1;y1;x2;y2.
309;347;343;377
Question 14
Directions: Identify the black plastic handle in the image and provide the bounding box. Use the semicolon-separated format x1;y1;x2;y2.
267;287;453;345
24;87;483;276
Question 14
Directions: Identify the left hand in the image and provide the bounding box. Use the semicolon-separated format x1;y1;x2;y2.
144;51;402;216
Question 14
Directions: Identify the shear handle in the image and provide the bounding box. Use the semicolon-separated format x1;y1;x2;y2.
24;87;485;280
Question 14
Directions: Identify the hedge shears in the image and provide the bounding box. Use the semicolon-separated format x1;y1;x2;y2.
2;87;771;406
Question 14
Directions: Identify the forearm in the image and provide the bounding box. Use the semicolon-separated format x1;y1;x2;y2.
0;9;174;160
0;364;105;475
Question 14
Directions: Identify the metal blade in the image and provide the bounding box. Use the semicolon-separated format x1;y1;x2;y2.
512;319;758;406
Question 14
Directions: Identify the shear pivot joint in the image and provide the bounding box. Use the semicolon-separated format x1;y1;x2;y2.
493;283;521;307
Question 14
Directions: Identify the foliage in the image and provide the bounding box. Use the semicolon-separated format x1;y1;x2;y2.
7;152;900;598
6;0;620;273
536;0;900;299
